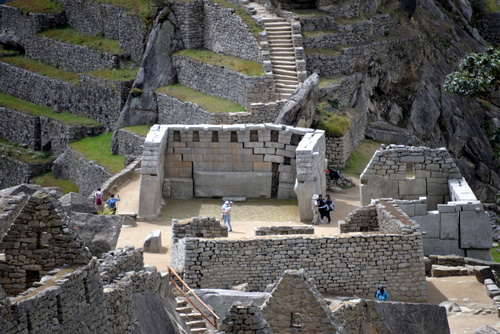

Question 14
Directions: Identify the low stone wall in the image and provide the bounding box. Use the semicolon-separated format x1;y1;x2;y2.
57;0;148;63
113;128;146;157
172;216;228;240
25;35;129;73
297;16;336;32
156;93;284;125
53;147;113;197
0;157;53;190
0;5;66;40
306;36;424;76
339;205;378;233
172;55;276;107
98;246;144;285
178;232;427;302
0;61;132;128
0;194;28;241
171;0;204;49
325;108;367;168
203;0;262;62
0;106;104;155
254;225;314;235
99;159;141;200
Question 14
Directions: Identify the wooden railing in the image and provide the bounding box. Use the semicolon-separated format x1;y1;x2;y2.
168;266;219;328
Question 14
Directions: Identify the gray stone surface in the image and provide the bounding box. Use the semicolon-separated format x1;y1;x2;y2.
170;178;194;199
440;212;459;240
194;171;272;198
460;210;493;249
71;212;122;257
413;212;440;239
472;266;495;284
144;230;162;253
473;325;500;334
59;192;97;215
423;239;464;257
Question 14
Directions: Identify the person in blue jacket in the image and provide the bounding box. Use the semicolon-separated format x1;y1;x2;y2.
376;284;389;301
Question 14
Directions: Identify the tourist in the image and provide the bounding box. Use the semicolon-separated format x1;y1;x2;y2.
93;188;104;213
222;201;233;232
376;285;389;301
317;194;328;223
106;194;120;214
324;194;334;224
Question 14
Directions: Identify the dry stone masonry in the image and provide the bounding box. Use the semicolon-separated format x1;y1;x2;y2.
254;225;314;235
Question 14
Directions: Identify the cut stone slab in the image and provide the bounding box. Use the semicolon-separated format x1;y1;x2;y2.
59;192;97;215
71;212;122;257
431;265;471;277
144;230;162;253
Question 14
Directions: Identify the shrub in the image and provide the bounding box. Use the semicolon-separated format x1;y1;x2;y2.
315;101;350;137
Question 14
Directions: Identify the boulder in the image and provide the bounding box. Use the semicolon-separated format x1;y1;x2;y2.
473;325;500;334
473;266;495;284
439;301;462;316
144;230;162;253
231;283;249;292
484;279;500;298
431;265;470;277
71;212;122;257
59;192;97;215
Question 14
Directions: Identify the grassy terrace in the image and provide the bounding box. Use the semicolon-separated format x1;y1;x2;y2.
315;101;351;137
38;27;127;55
6;0;63;14
318;75;345;88
0;92;101;126
174;49;265;76
342;139;382;176
303;30;337;39
288;9;331;18
212;0;262;39
32;172;79;194
157;84;245;113
0;138;53;164
123;125;151;137
95;0;154;18
70;133;125;174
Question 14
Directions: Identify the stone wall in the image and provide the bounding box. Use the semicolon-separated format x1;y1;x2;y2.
0;194;28;241
172;216;228;240
171;0;205;49
53;147;113;197
360;145;463;209
0;5;66;39
25;35;129;73
203;0;262;62
0;157;53;190
0;106;104;155
178;231;427;301
306;36;424;76
0;62;132;128
254;225;314;235
156;93;284;125
339;205;378;233
113;129;146;157
172;55;276;107
325;108;367;168
57;0;148;63
99;159;141;201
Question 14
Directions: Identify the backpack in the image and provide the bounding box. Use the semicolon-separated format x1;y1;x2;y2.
95;192;102;205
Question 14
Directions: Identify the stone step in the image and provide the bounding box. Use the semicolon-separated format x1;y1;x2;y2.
269;51;295;57
269;42;294;47
270;47;295;54
186;320;207;328
270;55;295;61
175;306;193;314
265;26;291;32
191;328;208;334
261;17;286;23
275;83;299;90
176;298;188;307
272;59;296;66
273;68;298;76
273;64;297;70
180;312;204;321
274;78;299;85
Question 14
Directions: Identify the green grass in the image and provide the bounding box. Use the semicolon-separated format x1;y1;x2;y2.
212;0;262;39
94;0;154;18
88;68;138;81
305;47;343;56
0;138;53;163
302;30;336;39
484;0;500;12
491;245;500;262
32;171;79;194
288;9;330;18
1;56;79;83
342;140;383;177
315;101;350;137
69;133;125;174
0;92;101;126
38;27;127;55
157;84;246;113
122;125;151;137
6;0;63;14
318;75;345;88
175;49;265;76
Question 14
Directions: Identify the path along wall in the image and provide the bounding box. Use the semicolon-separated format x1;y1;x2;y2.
138;124;326;221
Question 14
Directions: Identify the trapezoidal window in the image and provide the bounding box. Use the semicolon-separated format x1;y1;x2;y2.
192;131;200;142
405;162;415;179
250;130;259;142
230;131;238;142
290;313;302;328
173;131;181;142
291;134;302;146
212;131;219;142
271;130;279;142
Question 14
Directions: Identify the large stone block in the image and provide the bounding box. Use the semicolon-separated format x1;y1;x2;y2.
277;183;296;199
423;238;463;257
440;212;459;240
427;182;449;196
144;230;162;253
398;179;426;196
413;212;440;239
171;178;193;198
194;171;272;198
460;211;492;249
360;176;399;206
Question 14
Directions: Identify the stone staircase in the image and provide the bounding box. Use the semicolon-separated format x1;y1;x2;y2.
175;297;209;334
251;2;300;98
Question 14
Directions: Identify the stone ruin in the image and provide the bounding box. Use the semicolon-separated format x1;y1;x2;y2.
138;123;327;222
360;145;492;260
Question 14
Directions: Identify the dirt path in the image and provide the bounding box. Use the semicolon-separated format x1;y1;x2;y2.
114;175;500;333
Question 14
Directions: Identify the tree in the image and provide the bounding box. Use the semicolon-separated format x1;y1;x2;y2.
443;47;500;106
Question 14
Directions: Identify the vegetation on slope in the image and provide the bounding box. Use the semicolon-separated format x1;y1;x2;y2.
315;101;350;137
69;133;125;174
342;140;382;177
88;68;139;81
211;0;262;39
32;171;79;194
1;56;79;83
38;27;127;55
157;84;246;113
123;125;151;137
94;0;156;19
0;92;101;126
174;49;265;76
6;0;63;14
0;138;52;164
